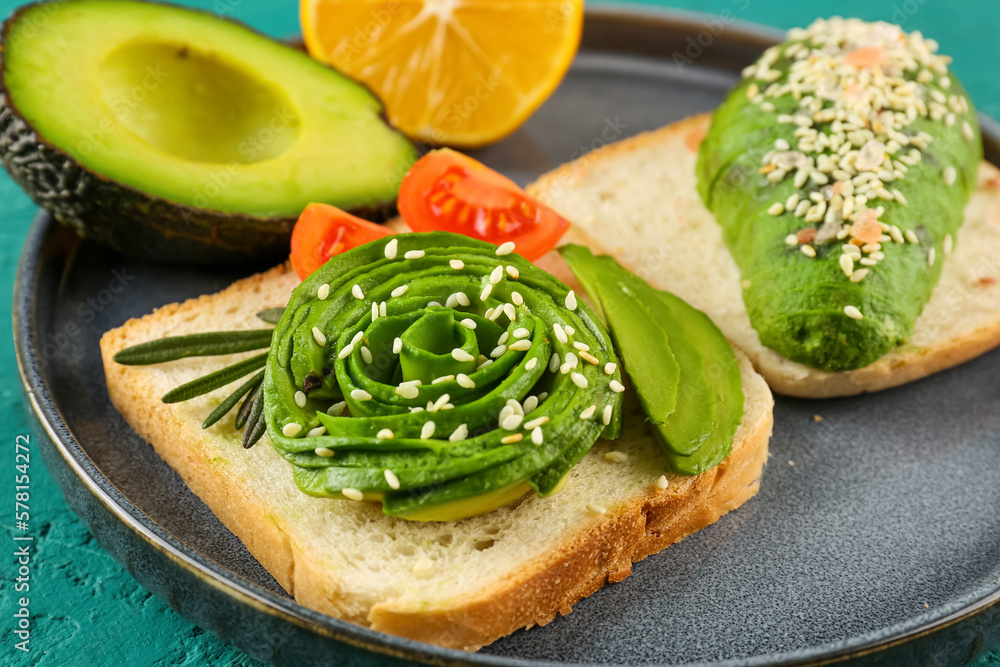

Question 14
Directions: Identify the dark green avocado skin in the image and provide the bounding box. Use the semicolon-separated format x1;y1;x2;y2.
696;43;982;372
0;3;399;266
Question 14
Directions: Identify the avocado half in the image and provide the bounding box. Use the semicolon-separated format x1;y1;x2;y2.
0;0;419;263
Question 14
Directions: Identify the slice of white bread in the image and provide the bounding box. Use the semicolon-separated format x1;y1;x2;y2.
100;262;773;651
528;113;1000;398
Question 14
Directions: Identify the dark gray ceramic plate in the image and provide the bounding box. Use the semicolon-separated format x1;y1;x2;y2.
14;5;1000;666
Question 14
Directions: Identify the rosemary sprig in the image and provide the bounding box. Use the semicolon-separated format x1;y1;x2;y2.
242;391;266;449
256;307;286;324
202;370;265;429
162;353;268;404
114;330;274;365
235;383;259;430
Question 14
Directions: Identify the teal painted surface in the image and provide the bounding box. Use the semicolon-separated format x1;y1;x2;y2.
0;0;997;665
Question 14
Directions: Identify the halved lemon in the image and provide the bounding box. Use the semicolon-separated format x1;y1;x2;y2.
301;0;584;147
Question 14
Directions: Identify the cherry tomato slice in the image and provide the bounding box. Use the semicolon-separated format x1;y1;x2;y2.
290;203;393;279
398;149;570;260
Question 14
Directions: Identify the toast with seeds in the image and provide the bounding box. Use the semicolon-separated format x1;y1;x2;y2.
528;112;1000;397
100;262;773;651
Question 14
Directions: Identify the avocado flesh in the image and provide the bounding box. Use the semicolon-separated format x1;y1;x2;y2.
695;35;981;371
0;0;417;262
560;245;744;475
264;232;625;520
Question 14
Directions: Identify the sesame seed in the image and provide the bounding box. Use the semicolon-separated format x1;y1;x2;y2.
294;391;307;408
768;202;785;215
501;414;524;431
342;488;364;501
531;427;544;445
580;405;597;420
587;503;607;515
393;337;403;354
282;423;302;437
905;229;920;244
351;389;372;402
430;394;451;412
508;340;532;352
477;358;493;371
785;234;799;246
943;166;956;187
549;353;561;372
839;253;854;277
563;352;579;369
490;265;504;284
800;245;817;258
962;121;974;140
511;291;524;306
501;433;524;444
395;384;419;399
352;284;364;300
498;331;510;345
514;327;530;339
553;324;568;344
526;357;538;371
524;416;549;430
307;426;327;438
496;241;516;256
452;348;475;363
371;302;379;321
844;305;863;320
351;331;365;346
944;234;954;255
379;301;387;318
456;374;475;389
571;373;588;388
506;265;519;279
460;318;477;330
420;421;436;439
609;380;625;393
928;247;936;267
481;284;493;301
315;447;336;457
361;346;373;364
376;428;394;440
565;291;578;310
890;226;905;244
573;341;590;351
604;451;628;463
327;401;347;416
504;304;516;320
391;285;409;297
580;351;600;366
604;362;617;375
384;238;398;260
384;469;401;490
602;405;613;426
449;424;469;442
522;396;539;413
491;344;507;358
404;250;425;260
432;375;455;385
655;475;669;490
337;343;354;359
850;269;869;283
317;284;330;300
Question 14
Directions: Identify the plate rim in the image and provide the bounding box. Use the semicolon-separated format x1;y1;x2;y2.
12;4;1000;666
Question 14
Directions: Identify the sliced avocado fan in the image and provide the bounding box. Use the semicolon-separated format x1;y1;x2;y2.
0;0;418;263
560;245;744;475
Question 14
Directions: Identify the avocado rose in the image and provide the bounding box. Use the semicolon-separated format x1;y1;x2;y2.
264;232;624;520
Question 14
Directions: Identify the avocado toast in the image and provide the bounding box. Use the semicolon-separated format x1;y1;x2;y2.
531;18;1000;397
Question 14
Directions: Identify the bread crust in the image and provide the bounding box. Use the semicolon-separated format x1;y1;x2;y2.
529;113;1000;398
100;261;772;651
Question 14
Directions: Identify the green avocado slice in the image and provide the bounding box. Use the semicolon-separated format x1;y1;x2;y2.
0;0;417;262
262;232;625;520
560;245;744;475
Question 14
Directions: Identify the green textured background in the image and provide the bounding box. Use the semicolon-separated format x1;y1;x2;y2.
1;1;998;665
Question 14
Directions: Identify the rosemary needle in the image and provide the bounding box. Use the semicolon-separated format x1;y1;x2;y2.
114;329;274;365
202;370;265;429
256;308;286;324
242;393;266;449
162;353;268;404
